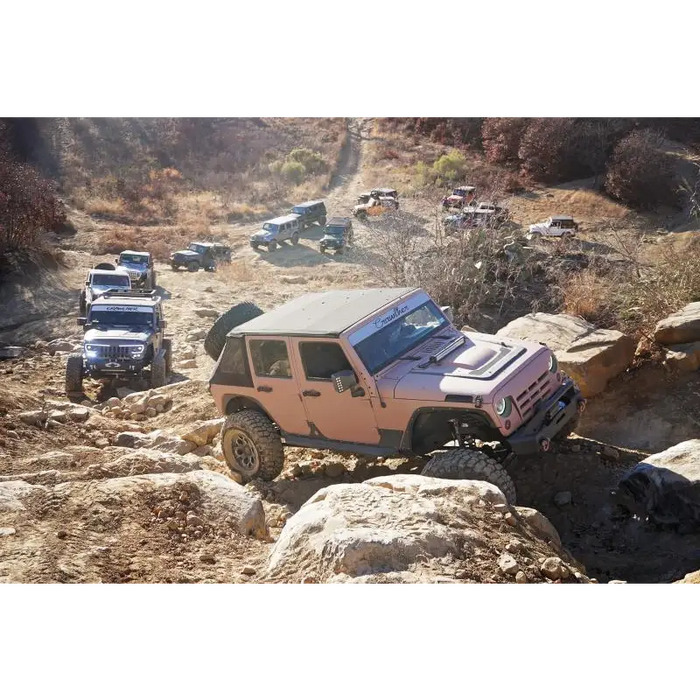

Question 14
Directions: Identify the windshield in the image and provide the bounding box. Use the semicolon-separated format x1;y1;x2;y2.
353;301;448;374
324;226;346;237
88;309;153;327
188;244;207;254
92;275;130;287
119;254;148;265
262;223;278;232
292;207;305;214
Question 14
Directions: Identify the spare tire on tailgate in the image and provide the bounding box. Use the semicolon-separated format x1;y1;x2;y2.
204;302;264;361
94;262;116;270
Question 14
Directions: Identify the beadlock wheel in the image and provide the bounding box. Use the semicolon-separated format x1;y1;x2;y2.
224;428;260;475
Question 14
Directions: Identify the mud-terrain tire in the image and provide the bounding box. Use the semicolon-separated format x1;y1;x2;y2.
148;271;157;290
336;246;345;255
421;448;517;504
151;352;166;388
187;261;200;272
319;216;327;227
320;244;327;254
79;290;87;315
163;338;172;376
268;241;277;252
65;353;84;394
291;233;300;245
204;301;264;361
221;410;284;482
171;263;179;271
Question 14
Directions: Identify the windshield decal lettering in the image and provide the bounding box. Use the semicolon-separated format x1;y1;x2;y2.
374;304;410;330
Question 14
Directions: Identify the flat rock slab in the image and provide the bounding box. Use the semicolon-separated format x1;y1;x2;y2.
655;302;700;345
497;312;635;397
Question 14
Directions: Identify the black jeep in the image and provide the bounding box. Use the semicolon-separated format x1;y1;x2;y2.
169;242;232;272
291;200;327;230
319;217;354;254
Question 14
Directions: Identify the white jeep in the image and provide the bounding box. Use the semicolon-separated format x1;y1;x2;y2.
528;216;578;238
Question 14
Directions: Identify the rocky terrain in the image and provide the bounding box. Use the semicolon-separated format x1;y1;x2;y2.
2;119;700;584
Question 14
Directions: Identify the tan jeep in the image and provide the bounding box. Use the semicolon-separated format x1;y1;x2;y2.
206;288;585;503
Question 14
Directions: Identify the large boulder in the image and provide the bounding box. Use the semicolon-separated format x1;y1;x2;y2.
496;313;635;397
654;302;700;345
0;470;267;583
663;341;700;373
612;440;700;531
265;474;585;583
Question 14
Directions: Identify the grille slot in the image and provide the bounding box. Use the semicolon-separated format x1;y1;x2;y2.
96;345;133;359
515;371;551;419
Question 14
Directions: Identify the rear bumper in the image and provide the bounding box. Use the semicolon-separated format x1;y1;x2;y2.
505;378;584;455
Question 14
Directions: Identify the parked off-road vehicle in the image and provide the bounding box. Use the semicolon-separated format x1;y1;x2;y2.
352;193;399;219
170;242;231;272
115;250;156;290
442;186;477;210
291;200;327;230
370;188;399;206
66;290;171;394
319;217;354;254
528;215;578;238
250;215;302;252
79;267;132;314
206;288;585;502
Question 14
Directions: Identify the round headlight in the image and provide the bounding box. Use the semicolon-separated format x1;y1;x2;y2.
548;354;558;373
495;396;512;417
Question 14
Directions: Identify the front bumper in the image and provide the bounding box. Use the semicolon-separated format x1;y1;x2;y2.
85;357;147;377
505;378;584;455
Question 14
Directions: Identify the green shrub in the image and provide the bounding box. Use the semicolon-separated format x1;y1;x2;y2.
432;149;468;183
280;161;306;184
287;147;326;174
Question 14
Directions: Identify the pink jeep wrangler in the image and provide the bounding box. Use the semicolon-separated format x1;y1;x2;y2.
206;288;585;503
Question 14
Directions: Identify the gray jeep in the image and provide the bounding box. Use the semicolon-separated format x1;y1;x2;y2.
116;250;156;290
291;200;327;230
66;290;172;394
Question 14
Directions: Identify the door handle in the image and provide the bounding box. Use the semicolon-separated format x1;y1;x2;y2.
257;385;273;393
302;389;321;397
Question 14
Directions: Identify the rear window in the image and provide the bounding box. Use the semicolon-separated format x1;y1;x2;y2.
213;336;253;387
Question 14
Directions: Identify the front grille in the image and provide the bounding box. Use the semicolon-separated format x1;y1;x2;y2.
127;271;141;280
95;345;132;359
515;371;551;420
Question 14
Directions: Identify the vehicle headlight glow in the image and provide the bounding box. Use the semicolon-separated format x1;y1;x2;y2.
495;396;512;417
85;344;98;358
548;354;558;373
131;344;145;357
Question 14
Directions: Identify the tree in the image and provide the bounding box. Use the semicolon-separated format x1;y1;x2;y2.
482;118;528;164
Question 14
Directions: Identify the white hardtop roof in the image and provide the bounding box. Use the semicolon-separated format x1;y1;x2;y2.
265;214;300;225
120;250;150;256
90;269;130;277
551;215;574;220
91;296;158;307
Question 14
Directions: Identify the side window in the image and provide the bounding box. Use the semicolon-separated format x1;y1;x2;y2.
249;339;292;379
300;342;352;381
215;336;254;387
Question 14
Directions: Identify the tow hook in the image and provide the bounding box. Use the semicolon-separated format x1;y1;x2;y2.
577;399;587;414
539;438;550;452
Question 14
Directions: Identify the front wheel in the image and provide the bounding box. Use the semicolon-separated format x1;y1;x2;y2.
221;410;284;482
421;448;517;504
268;241;277;252
188;261;200;272
162;339;172;377
171;263;179;271
65;353;84;394
320;244;327;253
79;291;86;315
319;216;327;227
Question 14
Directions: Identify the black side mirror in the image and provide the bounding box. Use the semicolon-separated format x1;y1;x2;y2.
77;317;87;326
332;369;358;394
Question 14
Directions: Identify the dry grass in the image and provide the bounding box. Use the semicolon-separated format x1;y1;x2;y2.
217;259;256;284
559;269;617;327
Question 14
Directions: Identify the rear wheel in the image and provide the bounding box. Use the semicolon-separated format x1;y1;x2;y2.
188;261;200;272
421;448;517;504
151;352;166;388
336;247;344;255
65;353;84;394
204;301;264;361
221;410;284;482
291;234;300;245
